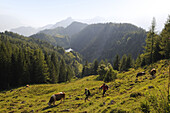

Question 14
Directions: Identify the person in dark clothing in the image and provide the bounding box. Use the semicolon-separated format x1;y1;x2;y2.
84;88;90;102
100;83;108;97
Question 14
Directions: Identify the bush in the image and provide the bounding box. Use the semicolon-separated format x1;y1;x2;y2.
130;92;142;98
104;69;117;82
140;101;150;113
140;88;170;113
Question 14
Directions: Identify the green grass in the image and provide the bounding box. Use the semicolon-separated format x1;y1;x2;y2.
0;60;169;113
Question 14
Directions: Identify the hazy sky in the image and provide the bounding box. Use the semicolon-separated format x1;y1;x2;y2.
0;0;169;32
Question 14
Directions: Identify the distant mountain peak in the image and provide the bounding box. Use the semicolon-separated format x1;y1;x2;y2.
51;17;74;29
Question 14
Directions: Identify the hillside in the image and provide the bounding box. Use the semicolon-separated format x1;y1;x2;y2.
71;23;146;62
30;33;71;48
0;60;169;113
0;31;83;90
30;22;88;49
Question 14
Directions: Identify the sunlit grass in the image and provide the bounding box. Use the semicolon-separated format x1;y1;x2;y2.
0;59;169;113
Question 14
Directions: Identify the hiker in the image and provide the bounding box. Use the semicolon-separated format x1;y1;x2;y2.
100;83;108;97
84;88;90;102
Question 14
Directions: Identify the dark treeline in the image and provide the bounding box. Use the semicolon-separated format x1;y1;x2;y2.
0;32;83;90
81;54;133;82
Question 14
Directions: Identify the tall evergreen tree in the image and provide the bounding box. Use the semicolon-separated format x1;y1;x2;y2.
135;55;142;68
58;59;67;83
113;54;120;71
66;65;73;82
126;54;133;69
50;52;59;83
32;49;50;83
144;17;156;65
50;63;57;83
119;54;127;71
153;36;162;62
159;15;170;59
92;59;98;75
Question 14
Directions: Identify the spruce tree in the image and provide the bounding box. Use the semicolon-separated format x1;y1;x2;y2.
51;52;59;83
144;17;156;64
126;54;133;69
32;49;49;83
113;54;120;71
92;59;98;75
119;54;127;71
159;16;170;59
58;59;67;83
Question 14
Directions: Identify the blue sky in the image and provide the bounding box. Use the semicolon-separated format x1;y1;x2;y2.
0;0;169;31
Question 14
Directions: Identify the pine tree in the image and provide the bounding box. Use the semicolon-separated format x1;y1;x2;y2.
66;65;73;82
153;36;162;62
92;59;98;75
0;42;10;89
50;62;57;83
135;55;142;68
159;15;170;59
81;60;91;77
113;54;120;71
144;17;156;65
126;54;133;69
141;57;146;67
32;49;50;83
119;54;127;71
58;59;67;83
50;52;59;83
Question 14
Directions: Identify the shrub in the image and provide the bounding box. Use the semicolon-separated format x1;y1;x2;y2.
140;101;150;113
130;92;142;98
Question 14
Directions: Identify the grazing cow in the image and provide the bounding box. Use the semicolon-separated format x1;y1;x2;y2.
136;72;145;77
150;68;156;76
48;92;65;106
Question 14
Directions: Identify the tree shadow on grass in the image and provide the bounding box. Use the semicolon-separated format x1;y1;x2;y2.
42;103;60;111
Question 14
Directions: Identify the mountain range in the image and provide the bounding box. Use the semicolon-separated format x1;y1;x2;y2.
30;21;147;62
10;17;108;36
70;23;146;62
10;17;74;36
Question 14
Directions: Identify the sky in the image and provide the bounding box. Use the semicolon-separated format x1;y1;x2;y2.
0;0;169;32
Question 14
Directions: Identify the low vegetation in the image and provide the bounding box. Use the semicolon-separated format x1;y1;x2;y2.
0;60;169;113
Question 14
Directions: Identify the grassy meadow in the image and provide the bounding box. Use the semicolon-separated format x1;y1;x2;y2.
0;60;169;113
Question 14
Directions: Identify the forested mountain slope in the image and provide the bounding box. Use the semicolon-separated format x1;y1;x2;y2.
30;22;88;49
0;31;83;90
30;33;70;48
70;23;147;62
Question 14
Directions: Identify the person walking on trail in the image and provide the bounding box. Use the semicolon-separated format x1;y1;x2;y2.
84;88;90;102
100;83;108;97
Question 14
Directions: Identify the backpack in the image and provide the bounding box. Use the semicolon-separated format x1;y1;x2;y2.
106;85;109;90
88;90;91;96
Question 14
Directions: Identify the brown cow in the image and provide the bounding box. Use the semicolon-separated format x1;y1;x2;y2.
48;92;65;106
136;72;145;77
150;68;156;76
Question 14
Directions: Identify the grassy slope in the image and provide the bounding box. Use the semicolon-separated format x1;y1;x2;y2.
0;60;169;113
